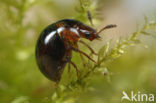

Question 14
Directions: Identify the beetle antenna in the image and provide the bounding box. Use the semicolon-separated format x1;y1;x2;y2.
97;24;117;34
87;10;94;26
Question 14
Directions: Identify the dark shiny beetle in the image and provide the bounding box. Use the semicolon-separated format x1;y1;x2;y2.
35;19;116;83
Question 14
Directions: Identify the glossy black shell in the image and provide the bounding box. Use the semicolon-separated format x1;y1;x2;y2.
35;20;72;82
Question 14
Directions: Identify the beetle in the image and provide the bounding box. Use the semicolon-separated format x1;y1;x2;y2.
35;17;116;83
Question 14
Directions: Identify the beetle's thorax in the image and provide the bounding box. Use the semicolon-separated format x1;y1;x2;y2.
56;26;80;42
55;19;100;49
56;24;96;41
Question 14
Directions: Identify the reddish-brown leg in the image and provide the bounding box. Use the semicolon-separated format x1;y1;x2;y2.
79;40;97;55
79;53;86;67
70;61;79;77
72;47;96;63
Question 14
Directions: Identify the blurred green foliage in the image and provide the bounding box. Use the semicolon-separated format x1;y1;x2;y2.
0;0;156;103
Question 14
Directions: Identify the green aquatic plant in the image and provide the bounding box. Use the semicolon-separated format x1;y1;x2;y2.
51;1;156;103
0;0;156;103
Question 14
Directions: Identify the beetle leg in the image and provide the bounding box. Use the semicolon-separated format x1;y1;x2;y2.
72;47;96;63
79;40;97;55
79;53;86;67
70;61;79;77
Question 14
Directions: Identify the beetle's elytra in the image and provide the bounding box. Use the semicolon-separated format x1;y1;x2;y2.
35;19;116;83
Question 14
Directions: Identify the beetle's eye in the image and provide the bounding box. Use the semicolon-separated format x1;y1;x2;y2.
85;33;90;38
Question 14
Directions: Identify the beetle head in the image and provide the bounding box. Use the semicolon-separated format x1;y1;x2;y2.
75;23;101;41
